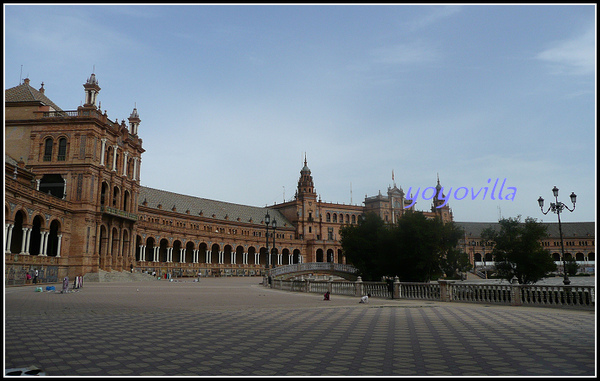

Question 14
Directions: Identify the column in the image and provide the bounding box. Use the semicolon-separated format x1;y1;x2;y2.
180;248;185;263
133;157;139;181
5;224;13;252
112;145;118;171
56;234;62;257
154;246;159;262
100;138;107;166
40;231;49;256
21;227;30;255
231;252;236;264
206;249;211;264
193;249;198;263
122;152;129;176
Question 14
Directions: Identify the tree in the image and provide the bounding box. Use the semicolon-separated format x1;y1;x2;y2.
564;257;579;276
440;248;472;279
481;216;556;284
340;211;465;282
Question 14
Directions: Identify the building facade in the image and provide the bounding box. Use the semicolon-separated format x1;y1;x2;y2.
4;75;594;284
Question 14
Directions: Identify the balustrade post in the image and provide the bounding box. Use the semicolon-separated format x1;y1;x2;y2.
510;276;522;306
438;280;454;302
355;276;363;297
328;276;333;294
393;276;400;299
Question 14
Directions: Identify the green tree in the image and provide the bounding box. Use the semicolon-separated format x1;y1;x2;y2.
339;212;389;281
440;248;472;279
340;211;465;282
564;257;579;276
481;216;556;284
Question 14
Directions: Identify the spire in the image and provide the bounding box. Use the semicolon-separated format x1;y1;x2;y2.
83;72;101;108
128;104;141;135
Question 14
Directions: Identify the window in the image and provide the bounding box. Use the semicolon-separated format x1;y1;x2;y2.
44;138;53;161
57;138;67;161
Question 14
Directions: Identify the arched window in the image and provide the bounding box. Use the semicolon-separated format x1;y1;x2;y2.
57;138;67;161
44;138;53;161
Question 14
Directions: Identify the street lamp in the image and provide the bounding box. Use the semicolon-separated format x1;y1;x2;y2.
265;211;270;272
272;218;277;267
538;186;577;285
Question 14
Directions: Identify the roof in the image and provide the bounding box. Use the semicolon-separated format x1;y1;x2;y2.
5;79;63;111
138;186;294;229
456;221;595;239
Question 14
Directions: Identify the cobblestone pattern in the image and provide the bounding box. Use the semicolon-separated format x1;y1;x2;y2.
5;279;596;376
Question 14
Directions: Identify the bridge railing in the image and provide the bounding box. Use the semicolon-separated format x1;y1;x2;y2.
269;263;358;278
267;277;594;310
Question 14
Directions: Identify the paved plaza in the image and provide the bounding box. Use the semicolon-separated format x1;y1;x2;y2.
4;277;597;377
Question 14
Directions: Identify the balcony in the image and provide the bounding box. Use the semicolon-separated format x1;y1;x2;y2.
101;206;138;221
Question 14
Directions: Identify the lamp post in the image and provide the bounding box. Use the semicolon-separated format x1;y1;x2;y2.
265;211;270;273
272;218;277;267
538;186;577;285
481;241;487;279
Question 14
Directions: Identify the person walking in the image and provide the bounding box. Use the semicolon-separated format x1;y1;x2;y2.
33;269;39;284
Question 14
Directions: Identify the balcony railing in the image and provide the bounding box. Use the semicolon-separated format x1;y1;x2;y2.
101;206;138;221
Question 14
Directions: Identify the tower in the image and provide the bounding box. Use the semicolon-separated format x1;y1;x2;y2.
128;107;141;136
83;73;100;108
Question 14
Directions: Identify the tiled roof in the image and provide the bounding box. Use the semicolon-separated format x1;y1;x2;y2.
138;186;294;229
5;80;63;111
456;221;595;239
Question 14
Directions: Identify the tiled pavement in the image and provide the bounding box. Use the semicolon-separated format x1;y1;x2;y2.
4;277;596;377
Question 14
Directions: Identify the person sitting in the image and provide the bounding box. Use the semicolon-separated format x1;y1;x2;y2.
323;291;330;301
359;293;371;303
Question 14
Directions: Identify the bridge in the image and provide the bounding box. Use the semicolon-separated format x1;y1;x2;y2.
269;262;359;280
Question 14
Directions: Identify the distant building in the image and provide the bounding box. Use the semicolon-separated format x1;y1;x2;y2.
4;74;593;284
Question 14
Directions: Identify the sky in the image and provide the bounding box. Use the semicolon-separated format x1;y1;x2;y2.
4;4;596;223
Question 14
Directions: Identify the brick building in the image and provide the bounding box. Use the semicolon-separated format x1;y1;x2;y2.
4;74;593;284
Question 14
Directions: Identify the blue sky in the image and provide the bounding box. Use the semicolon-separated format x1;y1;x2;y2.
4;4;596;223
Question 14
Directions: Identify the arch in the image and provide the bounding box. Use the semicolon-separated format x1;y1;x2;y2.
123;190;131;212
57;137;67;161
293;249;301;264
474;253;482;262
575;252;584;261
145;236;156;262
111;227;120;269
282;248;291;265
43;137;53;161
101;181;109;206
159;239;169;262
39;174;65;198
552;252;561;261
172;240;183;262
9;210;26;254
236;245;245;264
47;219;61;257
198;242;208;264
122;229;131;266
223;244;233;265
327;248;334;263
564;253;573;260
211;243;220;264
29;215;45;256
337;249;344;264
185;241;195;263
248;246;257;265
112;186;120;208
135;235;144;261
99;225;108;268
316;248;324;262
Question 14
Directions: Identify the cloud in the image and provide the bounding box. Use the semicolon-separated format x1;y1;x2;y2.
369;40;439;66
536;25;595;75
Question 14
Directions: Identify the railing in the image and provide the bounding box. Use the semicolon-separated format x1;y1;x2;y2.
269;262;359;278
266;277;595;310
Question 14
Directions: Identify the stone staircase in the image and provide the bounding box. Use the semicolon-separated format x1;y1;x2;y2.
84;269;157;283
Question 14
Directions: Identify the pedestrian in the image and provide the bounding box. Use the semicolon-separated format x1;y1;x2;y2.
323;291;330;301
33;269;39;284
359;293;371;303
130;263;133;273
26;272;32;284
386;278;394;299
197;271;201;282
